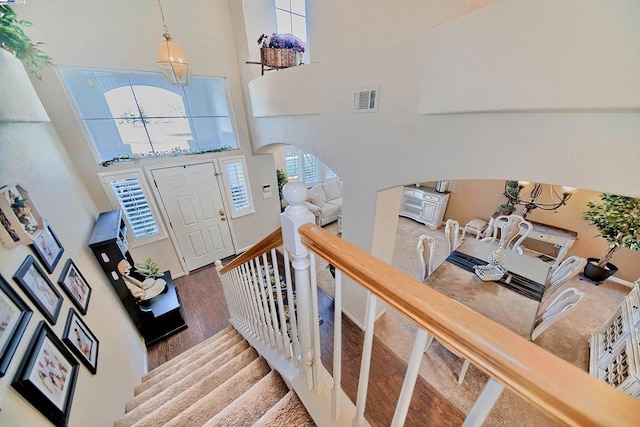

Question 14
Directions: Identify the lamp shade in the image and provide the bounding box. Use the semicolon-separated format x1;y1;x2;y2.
156;34;190;86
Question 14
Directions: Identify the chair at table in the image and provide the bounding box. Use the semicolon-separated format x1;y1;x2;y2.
542;256;587;304
444;219;462;256
417;234;436;281
481;214;533;254
531;287;584;341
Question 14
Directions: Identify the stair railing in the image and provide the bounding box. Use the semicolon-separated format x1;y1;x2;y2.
218;182;640;427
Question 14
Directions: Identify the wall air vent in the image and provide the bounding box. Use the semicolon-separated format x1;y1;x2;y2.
352;87;379;113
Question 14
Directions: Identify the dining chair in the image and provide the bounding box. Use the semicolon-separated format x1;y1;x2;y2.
531;287;584;341
542;256;587;304
481;214;533;254
444;219;462;256
417;234;436;281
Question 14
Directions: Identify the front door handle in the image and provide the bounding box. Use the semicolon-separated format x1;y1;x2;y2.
219;208;226;221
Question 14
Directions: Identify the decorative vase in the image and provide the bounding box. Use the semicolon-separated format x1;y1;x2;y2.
583;258;618;284
260;47;300;68
488;247;506;266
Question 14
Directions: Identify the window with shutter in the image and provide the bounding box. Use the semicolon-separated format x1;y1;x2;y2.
220;156;255;218
98;170;165;246
303;153;320;186
281;146;339;187
325;166;338;182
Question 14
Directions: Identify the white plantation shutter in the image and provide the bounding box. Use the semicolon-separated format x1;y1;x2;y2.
325;165;338;182
221;156;254;218
283;148;301;182
303;153;319;186
99;170;165;246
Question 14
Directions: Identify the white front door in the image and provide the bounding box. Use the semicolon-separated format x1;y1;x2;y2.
151;162;235;271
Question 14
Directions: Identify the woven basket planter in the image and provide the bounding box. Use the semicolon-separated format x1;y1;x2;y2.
260;48;300;68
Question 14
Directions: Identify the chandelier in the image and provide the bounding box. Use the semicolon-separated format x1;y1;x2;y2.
504;181;576;218
156;0;191;86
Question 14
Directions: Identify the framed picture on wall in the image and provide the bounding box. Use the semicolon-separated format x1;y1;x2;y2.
30;221;64;274
12;321;79;427
57;260;92;315
13;255;63;325
0;274;33;376
62;308;98;374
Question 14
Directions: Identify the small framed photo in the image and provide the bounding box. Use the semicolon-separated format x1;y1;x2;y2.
12;321;79;427
62;308;98;374
0;274;33;376
13;255;63;325
30;221;64;274
57;260;92;315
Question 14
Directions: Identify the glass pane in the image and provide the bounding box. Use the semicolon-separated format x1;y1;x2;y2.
190;117;238;152
128;73;187;117
146;117;193;155
275;0;291;11
291;0;306;16
276;10;293;34
291;14;307;42
84;119;147;162
104;86;142;120
61;69;133;119
183;77;230;117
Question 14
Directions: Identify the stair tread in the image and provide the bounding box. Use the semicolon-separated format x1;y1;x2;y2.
134;333;243;396
254;391;316;427
131;356;270;427
141;326;236;383
202;370;289;427
116;343;253;425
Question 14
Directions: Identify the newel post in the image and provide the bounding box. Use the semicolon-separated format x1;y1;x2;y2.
281;182;316;389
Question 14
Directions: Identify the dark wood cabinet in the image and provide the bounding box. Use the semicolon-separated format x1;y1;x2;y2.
88;210;187;347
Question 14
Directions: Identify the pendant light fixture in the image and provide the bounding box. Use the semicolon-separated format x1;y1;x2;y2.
156;0;190;86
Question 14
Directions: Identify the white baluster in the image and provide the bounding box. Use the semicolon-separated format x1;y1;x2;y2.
283;249;301;363
309;251;323;393
281;182;316;389
249;259;275;347
353;292;378;427
232;267;253;335
242;262;267;343
262;253;284;353
332;269;343;421
462;378;504;427
391;328;433;426
270;249;292;359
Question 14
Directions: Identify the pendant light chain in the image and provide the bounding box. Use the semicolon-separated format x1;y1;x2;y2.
157;0;169;36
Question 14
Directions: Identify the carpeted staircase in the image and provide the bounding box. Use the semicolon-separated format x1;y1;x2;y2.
114;326;315;426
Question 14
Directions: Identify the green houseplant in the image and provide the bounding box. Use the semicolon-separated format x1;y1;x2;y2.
582;193;640;283
276;169;288;211
498;180;519;215
0;5;52;79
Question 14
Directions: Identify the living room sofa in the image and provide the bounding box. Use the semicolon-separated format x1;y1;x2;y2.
305;180;343;226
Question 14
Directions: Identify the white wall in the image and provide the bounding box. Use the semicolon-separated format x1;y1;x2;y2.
16;0;281;276
0;52;145;426
240;0;640;324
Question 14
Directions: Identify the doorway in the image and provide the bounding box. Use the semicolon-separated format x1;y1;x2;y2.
151;162;235;271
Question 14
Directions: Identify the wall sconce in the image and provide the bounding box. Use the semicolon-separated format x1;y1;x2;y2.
505;181;576;218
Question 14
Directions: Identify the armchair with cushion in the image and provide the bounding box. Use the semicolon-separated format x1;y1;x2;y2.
305;180;343;226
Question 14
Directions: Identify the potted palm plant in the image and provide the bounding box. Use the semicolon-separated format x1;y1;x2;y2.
582;193;640;283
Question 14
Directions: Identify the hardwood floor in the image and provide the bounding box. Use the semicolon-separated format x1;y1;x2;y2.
148;264;464;426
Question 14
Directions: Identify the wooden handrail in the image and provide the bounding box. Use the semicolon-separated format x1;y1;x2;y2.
299;223;640;426
219;227;283;274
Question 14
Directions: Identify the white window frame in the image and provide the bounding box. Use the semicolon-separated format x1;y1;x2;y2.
220;155;255;219
98;169;167;247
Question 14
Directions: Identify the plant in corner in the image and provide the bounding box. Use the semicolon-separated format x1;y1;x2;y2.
276;169;288;211
582;193;640;283
0;5;53;79
498;180;519;215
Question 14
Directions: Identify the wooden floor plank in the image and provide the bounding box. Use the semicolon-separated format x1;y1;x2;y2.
147;263;464;426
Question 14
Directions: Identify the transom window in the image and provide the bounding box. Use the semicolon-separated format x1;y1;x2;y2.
275;0;307;42
59;69;238;164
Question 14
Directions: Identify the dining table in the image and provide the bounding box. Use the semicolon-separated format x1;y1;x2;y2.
424;238;552;339
418;238;553;425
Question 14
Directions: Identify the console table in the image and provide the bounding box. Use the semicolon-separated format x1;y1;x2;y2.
88;210;187;347
486;213;578;269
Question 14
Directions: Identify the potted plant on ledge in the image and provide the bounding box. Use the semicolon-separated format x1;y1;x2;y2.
582;193;640;284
